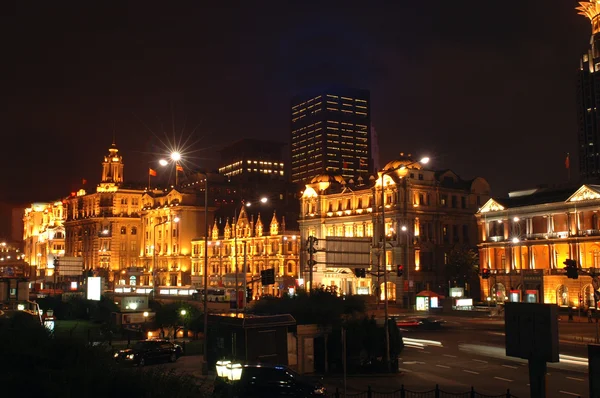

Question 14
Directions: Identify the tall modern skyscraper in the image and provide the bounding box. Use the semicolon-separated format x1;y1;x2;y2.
576;2;600;179
290;87;371;184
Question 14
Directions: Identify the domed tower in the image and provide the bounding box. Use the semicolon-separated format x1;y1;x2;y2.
101;141;124;184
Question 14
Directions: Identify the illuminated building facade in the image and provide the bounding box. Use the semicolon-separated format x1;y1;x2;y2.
299;154;490;304
218;139;286;181
576;2;600;179
139;187;215;288
23;201;66;279
190;205;300;297
476;184;600;307
291;87;371;184
64;142;144;285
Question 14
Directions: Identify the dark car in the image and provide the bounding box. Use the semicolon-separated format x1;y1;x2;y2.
113;339;179;366
215;364;326;397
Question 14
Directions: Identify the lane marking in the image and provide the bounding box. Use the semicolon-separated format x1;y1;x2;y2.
566;377;585;382
421;351;431;354
494;377;513;382
436;364;451;369
463;370;479;375
398;368;413;373
559;391;580;396
473;359;488;363
502;365;518;369
443;354;457;358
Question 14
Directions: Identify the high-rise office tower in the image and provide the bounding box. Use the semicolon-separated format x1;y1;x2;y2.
290;87;371;184
576;2;600;179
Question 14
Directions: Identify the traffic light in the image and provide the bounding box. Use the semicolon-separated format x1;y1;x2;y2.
353;268;366;278
564;259;579;279
396;265;404;277
481;268;491;279
261;268;276;285
306;236;318;254
246;287;253;302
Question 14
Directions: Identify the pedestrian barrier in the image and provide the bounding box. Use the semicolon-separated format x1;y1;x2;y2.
328;385;523;398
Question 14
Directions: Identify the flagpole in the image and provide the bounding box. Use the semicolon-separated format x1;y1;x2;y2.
175;163;178;187
566;153;571;182
148;171;151;190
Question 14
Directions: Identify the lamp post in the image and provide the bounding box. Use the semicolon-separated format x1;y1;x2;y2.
233;197;268;315
378;155;429;373
199;173;210;375
400;225;411;308
159;151;183;187
152;216;180;298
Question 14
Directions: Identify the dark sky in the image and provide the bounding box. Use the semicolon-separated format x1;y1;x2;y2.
2;1;591;205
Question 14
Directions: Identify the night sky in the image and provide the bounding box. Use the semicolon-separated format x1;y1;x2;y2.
3;1;591;205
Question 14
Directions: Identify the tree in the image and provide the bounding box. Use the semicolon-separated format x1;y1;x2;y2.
444;246;480;292
0;314;209;397
249;288;366;326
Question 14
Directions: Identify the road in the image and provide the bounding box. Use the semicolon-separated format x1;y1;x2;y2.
155;315;593;397
323;316;590;397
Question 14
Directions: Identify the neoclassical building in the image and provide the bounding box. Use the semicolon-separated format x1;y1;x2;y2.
138;187;214;288
190;205;300;297
23;201;66;280
476;184;600;307
64;142;144;286
299;154;490;306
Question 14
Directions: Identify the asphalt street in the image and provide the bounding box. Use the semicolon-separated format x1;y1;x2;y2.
156;315;593;397
323;316;591;397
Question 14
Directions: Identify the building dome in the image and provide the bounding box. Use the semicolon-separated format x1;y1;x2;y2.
382;153;423;171
310;173;346;184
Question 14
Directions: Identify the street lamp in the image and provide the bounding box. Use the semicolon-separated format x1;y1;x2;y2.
400;225;412;308
196;172;210;375
159;151;184;186
233;197;268;314
152;216;180;298
378;155;429;373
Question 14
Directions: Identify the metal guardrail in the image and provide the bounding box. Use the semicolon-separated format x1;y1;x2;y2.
328;385;521;398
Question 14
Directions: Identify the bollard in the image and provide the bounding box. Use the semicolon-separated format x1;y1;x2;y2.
367;385;372;398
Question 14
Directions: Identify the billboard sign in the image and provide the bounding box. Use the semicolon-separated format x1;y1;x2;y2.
87;277;102;301
325;237;371;268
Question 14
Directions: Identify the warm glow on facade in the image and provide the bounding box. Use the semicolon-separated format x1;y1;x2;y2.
477;184;600;307
190;206;299;296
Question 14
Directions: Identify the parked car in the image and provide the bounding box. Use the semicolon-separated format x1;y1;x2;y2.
215;364;326;397
113;339;179;366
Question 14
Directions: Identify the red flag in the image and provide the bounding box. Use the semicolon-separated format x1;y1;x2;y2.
149;168;157;177
82;178;87;185
176;164;183;172
565;153;570;169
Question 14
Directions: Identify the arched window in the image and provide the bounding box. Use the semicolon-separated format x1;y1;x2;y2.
594;213;599;231
583;284;596;309
491;283;507;302
287;262;293;273
131;227;137;235
121;226;127;234
380;282;396;302
557;285;569;306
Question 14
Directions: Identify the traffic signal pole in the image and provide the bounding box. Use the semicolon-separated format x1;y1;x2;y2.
307;236;317;293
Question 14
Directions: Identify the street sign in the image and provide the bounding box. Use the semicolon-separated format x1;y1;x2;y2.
505;303;559;362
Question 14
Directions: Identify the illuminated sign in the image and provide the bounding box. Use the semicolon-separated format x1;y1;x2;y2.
430;297;439;308
455;298;473;307
87;277;102;301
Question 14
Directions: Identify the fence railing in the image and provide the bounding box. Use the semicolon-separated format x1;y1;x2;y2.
328;385;523;398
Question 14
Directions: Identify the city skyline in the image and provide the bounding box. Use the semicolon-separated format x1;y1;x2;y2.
4;2;591;204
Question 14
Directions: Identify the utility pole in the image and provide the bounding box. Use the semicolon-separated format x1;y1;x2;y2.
306;236;318;293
